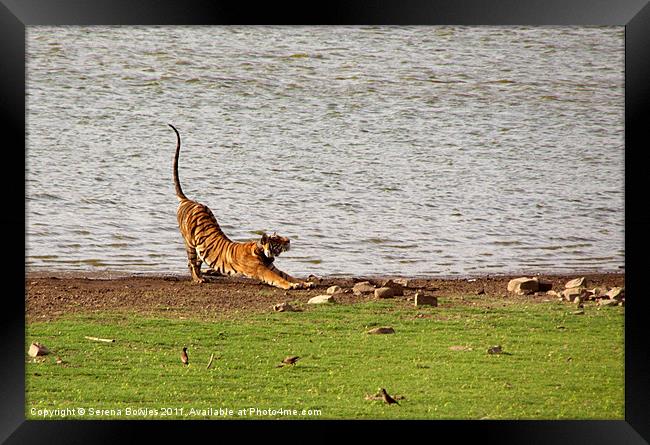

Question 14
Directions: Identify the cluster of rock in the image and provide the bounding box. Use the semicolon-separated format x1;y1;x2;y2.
549;277;624;307
306;285;346;304
507;276;624;307
352;279;438;307
305;279;437;307
354;280;404;298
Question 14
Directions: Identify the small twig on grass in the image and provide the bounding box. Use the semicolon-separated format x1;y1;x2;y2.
206;353;215;369
84;336;115;343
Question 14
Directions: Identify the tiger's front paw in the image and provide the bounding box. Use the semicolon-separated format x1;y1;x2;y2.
292;281;315;290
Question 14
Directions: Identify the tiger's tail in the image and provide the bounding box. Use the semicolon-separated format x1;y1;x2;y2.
169;123;188;201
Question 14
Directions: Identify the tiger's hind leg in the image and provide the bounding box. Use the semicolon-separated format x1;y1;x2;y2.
184;244;205;284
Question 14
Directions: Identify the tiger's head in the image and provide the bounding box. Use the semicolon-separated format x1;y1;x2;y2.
258;232;291;260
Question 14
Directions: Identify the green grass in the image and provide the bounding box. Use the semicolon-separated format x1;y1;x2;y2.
26;298;624;420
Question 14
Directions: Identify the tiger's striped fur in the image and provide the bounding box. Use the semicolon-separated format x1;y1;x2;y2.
169;124;314;290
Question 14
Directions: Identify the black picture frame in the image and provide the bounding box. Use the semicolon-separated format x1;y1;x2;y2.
3;0;648;442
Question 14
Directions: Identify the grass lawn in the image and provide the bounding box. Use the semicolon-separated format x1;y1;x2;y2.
26;297;624;420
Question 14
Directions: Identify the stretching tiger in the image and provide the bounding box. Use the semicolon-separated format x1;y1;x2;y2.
169;124;314;290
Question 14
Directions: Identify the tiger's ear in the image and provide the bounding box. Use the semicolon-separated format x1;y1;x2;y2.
260;233;268;243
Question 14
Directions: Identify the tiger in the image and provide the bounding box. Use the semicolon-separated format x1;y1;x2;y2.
168;124;314;290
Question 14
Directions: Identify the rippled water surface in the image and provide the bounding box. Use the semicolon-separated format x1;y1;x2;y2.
27;26;624;277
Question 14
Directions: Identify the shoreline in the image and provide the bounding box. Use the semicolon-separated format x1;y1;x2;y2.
26;270;625;323
25;268;626;281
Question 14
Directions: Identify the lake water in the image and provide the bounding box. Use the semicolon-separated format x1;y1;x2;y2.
26;26;625;278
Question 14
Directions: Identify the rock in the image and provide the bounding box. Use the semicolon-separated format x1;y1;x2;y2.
598;299;619;307
353;281;375;295
546;290;561;298
573;296;583;304
374;287;395;299
307;295;335;304
367;327;395;335
326;285;342;295
507;277;539;295
273;302;298;312
581;288;596;298
562;287;587;301
414;291;437;307
476;288;485;295
605;287;624;300
379;279;404;296
565;277;586;289
590;287;605;297
393;278;411;288
572;309;585;315
28;342;50;357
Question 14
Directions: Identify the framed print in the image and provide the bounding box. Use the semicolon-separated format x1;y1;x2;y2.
3;0;649;442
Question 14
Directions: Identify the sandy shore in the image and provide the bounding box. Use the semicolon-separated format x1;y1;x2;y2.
25;271;625;322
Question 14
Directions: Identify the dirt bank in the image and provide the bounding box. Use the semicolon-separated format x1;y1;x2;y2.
25;271;625;322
